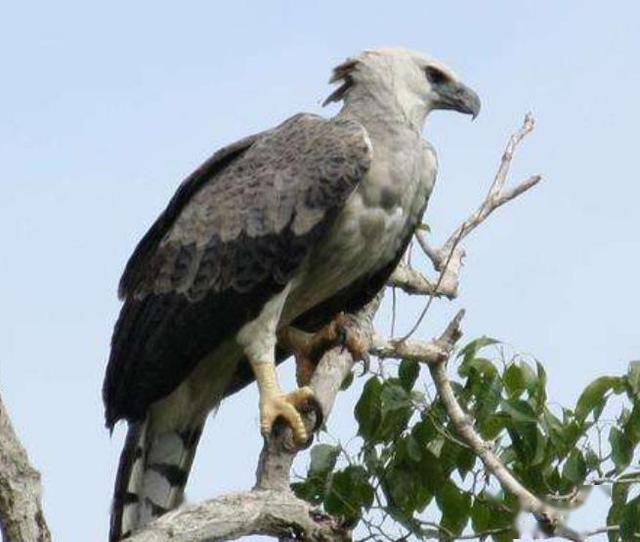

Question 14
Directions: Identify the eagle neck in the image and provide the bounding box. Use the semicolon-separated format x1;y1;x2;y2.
337;82;424;136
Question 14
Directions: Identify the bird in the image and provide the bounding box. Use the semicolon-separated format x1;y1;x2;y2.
103;47;480;541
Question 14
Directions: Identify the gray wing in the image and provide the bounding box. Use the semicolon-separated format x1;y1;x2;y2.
103;113;372;426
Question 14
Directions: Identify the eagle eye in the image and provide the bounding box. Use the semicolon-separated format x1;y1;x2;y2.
425;66;450;86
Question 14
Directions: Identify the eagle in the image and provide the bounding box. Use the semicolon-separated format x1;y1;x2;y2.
103;47;480;540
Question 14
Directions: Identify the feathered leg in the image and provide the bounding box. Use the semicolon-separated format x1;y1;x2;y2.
237;284;318;444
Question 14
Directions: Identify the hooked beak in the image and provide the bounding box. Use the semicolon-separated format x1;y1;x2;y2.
433;81;481;119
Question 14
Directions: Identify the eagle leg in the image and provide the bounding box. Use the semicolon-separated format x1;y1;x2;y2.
251;361;316;444
279;312;370;387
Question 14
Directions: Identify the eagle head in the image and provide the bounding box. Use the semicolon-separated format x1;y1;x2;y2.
324;47;481;129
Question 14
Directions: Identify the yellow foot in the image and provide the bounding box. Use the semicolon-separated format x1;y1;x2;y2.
260;386;315;444
279;313;370;386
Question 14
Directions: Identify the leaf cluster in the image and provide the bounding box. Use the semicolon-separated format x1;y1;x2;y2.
293;340;640;541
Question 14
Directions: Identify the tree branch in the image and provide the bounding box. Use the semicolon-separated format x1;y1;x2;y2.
127;490;349;542
369;334;449;364
388;262;457;299
0;393;51;542
424;312;583;541
414;113;541;301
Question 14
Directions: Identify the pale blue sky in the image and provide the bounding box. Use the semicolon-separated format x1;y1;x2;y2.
1;1;639;540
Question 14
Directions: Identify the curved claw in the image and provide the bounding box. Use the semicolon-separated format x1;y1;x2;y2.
357;351;371;376
334;314;369;366
296;396;324;449
260;386;315;444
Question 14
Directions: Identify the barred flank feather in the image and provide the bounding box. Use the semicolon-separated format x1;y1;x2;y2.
109;418;203;541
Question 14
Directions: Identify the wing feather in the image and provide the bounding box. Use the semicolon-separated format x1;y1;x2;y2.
104;114;372;426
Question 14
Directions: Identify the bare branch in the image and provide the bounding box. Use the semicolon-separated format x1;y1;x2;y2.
370;334;449;364
581;525;620;540
0;393;51;542
127;490;350;542
388;262;457;299
419;114;541;279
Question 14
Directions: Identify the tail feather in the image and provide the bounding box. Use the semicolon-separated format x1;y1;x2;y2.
109;418;203;542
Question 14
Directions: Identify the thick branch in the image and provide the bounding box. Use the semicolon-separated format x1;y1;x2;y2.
0;393;51;542
127;490;349;542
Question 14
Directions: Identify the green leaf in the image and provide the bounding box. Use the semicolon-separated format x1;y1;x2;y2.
575;376;624;423
620;495;640;541
375;380;414;442
520;361;538;389
308;444;339;479
413;416;438;446
399;359;420;391
473;493;517;540
543;409;569;453
417;449;446;494
436;482;471;536
292;444;339;504
610;427;634;473
457;336;500;363
504;363;526;398
584;448;600;471
502;399;542;465
471;498;491;532
456;446;477;478
406;433;423;462
460;357;499;379
382;461;432;515
501;398;538;424
627;361;640;397
355;377;382;440
478;411;511;440
324;465;374;526
473;373;503;421
608;478;631;542
380;382;411;415
562;450;587;485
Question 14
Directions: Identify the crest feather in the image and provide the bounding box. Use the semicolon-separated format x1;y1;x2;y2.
323;58;359;106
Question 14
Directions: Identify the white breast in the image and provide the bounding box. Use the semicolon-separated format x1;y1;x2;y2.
282;132;436;323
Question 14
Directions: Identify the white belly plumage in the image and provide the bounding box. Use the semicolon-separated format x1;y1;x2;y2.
282;189;410;322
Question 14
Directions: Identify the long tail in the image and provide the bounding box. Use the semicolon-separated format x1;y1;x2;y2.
109;417;203;541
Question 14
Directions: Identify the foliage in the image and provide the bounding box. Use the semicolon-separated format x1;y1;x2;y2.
292;339;640;541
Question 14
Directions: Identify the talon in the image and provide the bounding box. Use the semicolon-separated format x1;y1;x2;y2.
278;314;369;389
358;351;371;376
333;313;369;364
260;386;315;444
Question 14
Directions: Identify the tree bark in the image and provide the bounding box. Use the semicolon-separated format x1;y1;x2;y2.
0;394;51;542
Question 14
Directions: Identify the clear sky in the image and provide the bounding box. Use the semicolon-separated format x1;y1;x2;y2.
1;1;639;540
